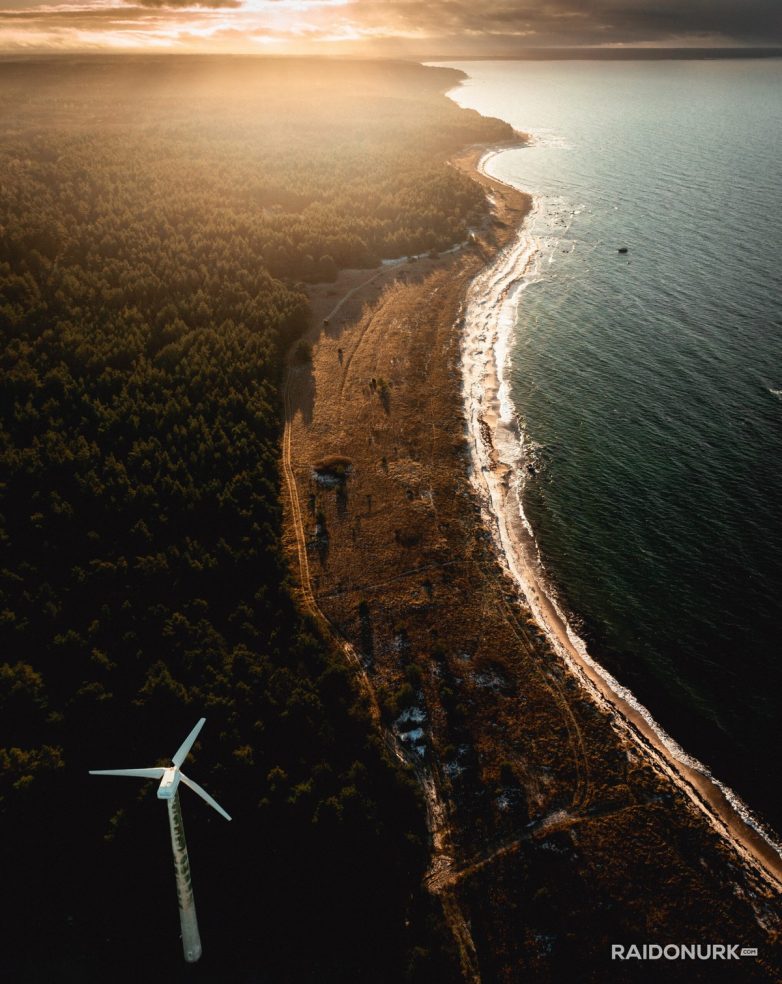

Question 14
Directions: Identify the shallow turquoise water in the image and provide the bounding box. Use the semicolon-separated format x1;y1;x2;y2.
446;59;782;830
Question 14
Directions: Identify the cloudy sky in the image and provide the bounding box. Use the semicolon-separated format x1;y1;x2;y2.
1;0;780;53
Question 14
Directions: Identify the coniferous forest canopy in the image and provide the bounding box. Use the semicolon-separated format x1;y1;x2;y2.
0;56;512;981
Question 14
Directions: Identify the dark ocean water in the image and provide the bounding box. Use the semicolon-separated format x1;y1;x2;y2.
446;60;782;832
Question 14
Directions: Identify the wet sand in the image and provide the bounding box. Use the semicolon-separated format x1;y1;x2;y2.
461;149;782;893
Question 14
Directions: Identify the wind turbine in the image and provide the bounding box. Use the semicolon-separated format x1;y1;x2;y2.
90;717;231;963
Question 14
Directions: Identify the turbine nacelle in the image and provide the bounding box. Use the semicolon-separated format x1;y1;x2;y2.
157;767;181;800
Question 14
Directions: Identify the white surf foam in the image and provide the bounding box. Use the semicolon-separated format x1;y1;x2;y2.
461;147;782;868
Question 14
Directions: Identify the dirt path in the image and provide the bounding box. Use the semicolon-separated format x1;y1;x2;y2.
281;312;481;983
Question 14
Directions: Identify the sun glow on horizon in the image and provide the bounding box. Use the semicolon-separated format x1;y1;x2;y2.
0;0;368;52
0;0;778;54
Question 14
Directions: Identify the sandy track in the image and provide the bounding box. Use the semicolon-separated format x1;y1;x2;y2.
281;313;482;982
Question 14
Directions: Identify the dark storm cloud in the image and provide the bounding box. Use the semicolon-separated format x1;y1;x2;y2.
357;0;782;46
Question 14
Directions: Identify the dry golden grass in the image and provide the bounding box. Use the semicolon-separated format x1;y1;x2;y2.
283;153;781;979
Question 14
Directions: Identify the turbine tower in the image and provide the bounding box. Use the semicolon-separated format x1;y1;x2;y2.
90;717;231;963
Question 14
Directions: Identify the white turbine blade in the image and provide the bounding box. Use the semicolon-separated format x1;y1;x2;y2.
172;718;206;768
89;768;166;778
180;773;232;821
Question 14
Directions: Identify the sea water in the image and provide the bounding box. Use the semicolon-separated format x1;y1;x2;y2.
445;59;782;831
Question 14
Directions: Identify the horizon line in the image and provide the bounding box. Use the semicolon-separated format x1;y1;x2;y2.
2;46;782;62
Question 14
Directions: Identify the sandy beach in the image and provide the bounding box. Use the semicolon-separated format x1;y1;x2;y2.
283;140;782;980
462;149;782;894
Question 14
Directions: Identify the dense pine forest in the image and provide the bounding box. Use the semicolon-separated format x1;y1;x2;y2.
0;56;511;980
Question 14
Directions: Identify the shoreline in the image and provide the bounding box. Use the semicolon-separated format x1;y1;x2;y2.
287;131;781;974
460;146;782;891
